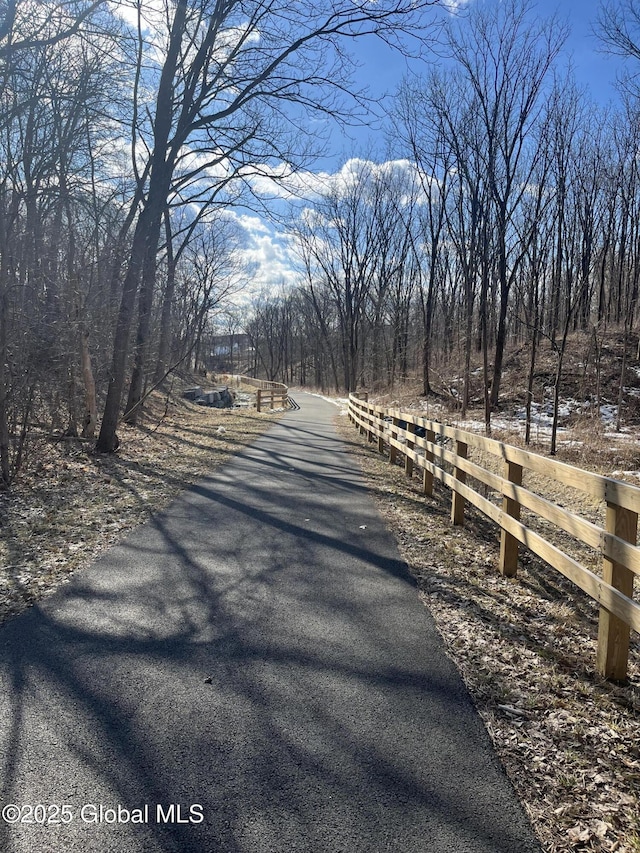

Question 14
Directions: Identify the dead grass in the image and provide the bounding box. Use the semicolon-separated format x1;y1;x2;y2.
336;413;640;853
0;380;281;624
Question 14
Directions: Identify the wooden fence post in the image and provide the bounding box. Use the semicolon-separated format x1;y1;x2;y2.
256;389;262;412
596;503;638;681
405;423;415;478
352;393;366;436
499;461;523;577
389;417;398;465
367;405;375;443
423;429;435;497
349;395;360;425
451;440;467;526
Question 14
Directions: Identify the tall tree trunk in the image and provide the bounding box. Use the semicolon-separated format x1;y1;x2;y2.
154;211;177;383
0;191;18;486
421;267;437;396
96;1;186;449
482;299;491;436
524;298;540;446
95;214;148;452
80;329;97;439
489;284;509;409
489;226;509;410
0;281;9;486
123;248;158;425
461;280;474;418
65;363;79;437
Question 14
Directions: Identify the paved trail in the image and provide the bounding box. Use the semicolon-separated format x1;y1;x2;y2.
0;393;541;853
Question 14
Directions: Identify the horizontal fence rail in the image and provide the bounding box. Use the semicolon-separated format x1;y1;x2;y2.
348;393;640;681
255;388;289;412
234;376;290;411
237;376;286;391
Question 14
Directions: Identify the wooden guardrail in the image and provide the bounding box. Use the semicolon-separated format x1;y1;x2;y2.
348;393;640;681
255;388;289;411
235;376;289;411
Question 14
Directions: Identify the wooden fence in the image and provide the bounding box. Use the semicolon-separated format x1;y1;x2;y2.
348;393;640;681
235;376;289;411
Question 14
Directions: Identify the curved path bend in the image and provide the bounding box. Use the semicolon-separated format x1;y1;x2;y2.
0;393;541;853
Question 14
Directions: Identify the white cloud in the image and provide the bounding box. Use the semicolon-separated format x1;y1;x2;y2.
244;164;334;200
230;155;432;299
109;0;167;35
229;212;300;300
246;156;420;203
443;0;473;12
234;213;273;236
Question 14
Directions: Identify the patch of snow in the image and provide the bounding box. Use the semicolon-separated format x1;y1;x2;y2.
510;399;621;428
311;393;346;408
599;404;618;423
450;417;566;438
417;400;447;418
514;402;570;427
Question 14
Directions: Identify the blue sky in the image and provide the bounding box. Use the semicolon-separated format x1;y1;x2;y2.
548;0;621;101
235;0;631;298
343;0;624;152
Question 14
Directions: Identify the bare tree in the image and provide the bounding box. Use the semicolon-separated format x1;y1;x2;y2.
293;160;389;391
95;0;442;451
444;0;567;411
417;65;491;419
513;110;556;445
0;0;105;56
245;289;293;382
392;78;453;396
0;1;121;484
597;0;640;96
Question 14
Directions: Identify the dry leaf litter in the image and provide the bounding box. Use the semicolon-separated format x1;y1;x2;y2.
336;412;640;853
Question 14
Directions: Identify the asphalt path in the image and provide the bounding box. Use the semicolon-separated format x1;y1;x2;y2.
0;392;542;853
